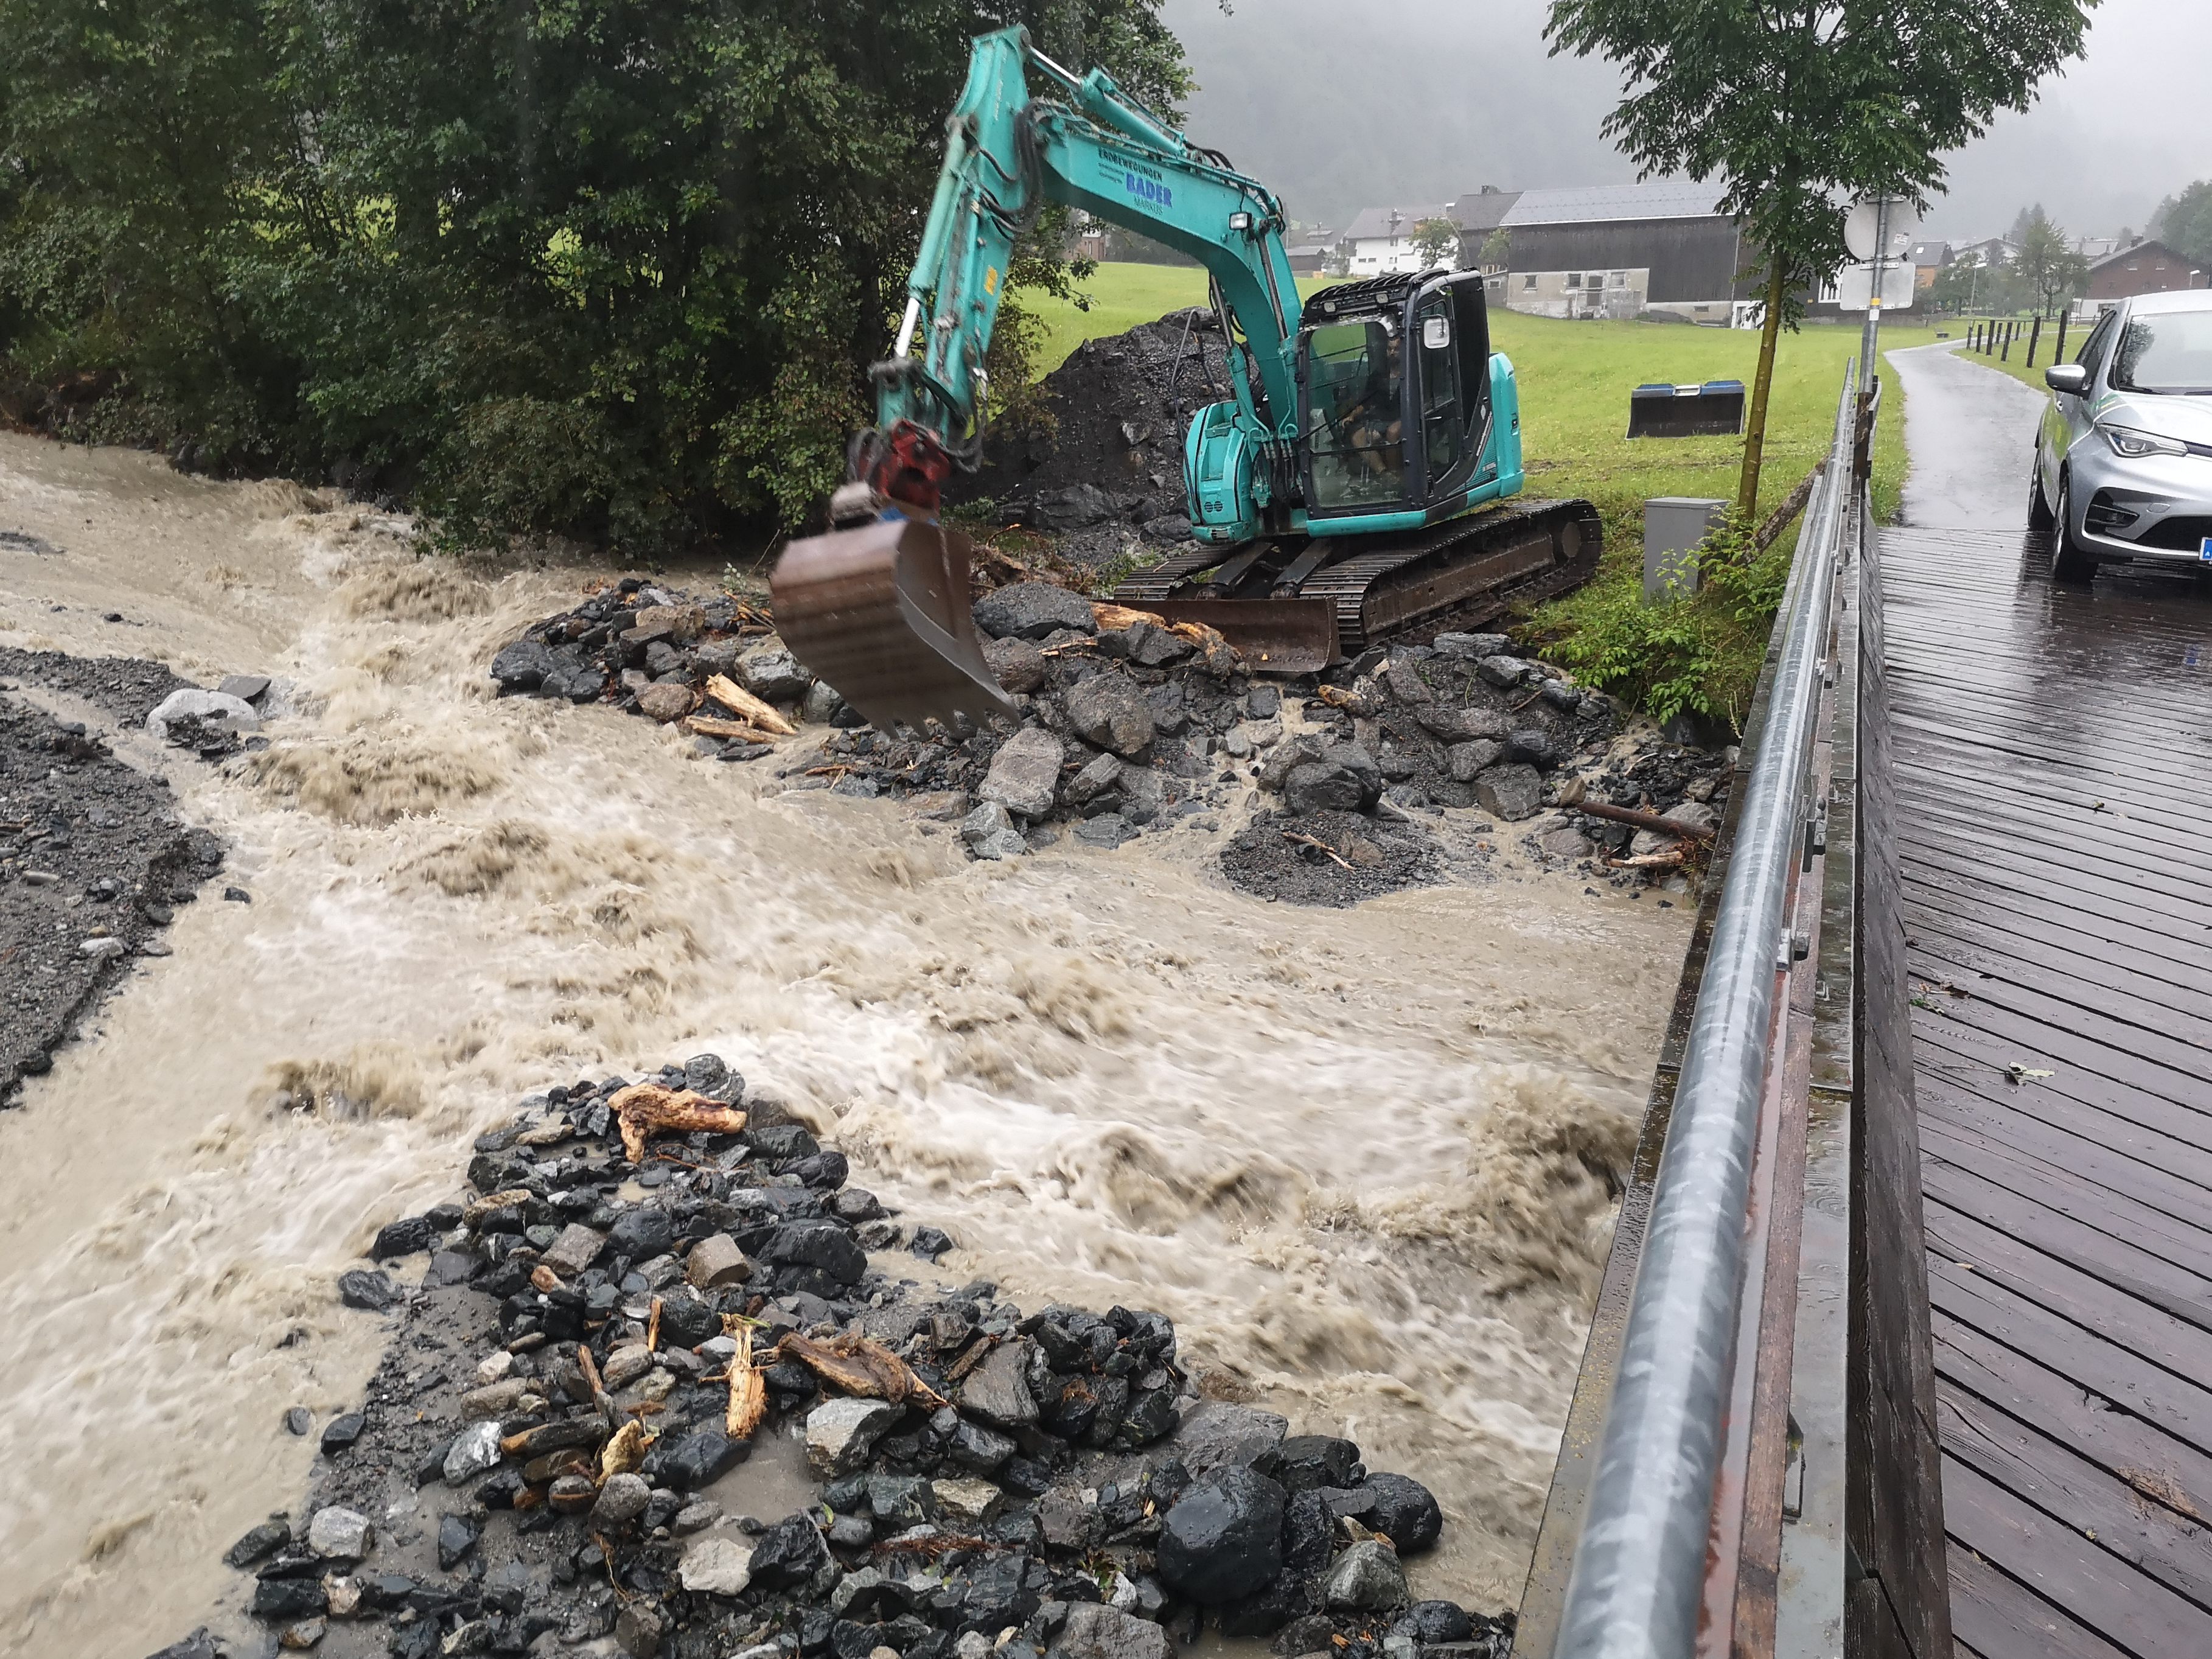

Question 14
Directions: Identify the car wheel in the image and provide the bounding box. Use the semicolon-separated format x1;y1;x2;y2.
2028;448;2056;530
2050;473;2097;585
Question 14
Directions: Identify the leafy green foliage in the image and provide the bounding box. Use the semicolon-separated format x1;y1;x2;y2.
0;0;1189;553
2152;180;2212;271
1410;217;1459;268
1545;0;2097;514
2014;206;2090;317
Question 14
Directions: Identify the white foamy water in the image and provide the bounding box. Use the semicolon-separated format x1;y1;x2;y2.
0;432;1689;1657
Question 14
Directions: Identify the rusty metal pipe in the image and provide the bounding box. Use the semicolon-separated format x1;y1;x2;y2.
1568;796;1718;844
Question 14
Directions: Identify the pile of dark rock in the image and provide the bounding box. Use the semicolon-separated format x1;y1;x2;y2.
949;310;1230;570
490;578;843;763
180;1053;1510;1659
0;677;226;1105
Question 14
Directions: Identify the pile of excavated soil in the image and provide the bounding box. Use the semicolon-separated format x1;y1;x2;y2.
950;310;1232;570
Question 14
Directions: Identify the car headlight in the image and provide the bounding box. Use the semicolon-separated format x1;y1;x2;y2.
2099;423;2189;458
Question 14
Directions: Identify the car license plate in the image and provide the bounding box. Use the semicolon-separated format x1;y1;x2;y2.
2203;537;2212;564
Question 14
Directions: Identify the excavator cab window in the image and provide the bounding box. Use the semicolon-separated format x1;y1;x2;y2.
1302;318;1408;512
1417;296;1464;489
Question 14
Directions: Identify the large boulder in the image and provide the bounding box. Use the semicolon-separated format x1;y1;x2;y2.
960;801;1029;861
1352;1472;1442;1554
958;1339;1039;1430
739;643;812;703
1285;744;1381;814
1475;764;1543;822
1048;1604;1171;1659
1321;1539;1407;1611
1171;1401;1288;1478
981;727;1065;820
974;582;1097;641
1064;673;1156;757
145;688;260;740
1157;1465;1286;1604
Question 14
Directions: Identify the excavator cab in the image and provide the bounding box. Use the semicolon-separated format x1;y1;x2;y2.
1299;269;1495;525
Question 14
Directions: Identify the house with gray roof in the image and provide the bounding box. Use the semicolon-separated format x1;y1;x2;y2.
1490;181;1754;321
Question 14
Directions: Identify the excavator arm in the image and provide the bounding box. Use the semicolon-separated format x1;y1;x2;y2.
775;28;1306;730
862;27;1301;512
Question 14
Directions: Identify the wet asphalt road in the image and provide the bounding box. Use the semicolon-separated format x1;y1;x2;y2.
1885;341;2046;530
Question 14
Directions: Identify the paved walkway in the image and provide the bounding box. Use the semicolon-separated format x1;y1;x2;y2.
1883;343;2212;1658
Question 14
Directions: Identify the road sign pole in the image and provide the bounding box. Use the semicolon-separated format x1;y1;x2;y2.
1858;198;1889;398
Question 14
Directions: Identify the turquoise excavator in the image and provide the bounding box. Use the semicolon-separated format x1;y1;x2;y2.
772;27;1599;729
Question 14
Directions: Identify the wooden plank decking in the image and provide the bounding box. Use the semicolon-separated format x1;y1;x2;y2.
1883;527;2212;1658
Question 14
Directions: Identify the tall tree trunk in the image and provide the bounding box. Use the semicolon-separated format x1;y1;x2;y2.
1736;253;1790;521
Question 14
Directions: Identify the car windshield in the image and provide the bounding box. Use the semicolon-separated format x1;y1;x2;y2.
2111;310;2212;394
1303;318;1406;509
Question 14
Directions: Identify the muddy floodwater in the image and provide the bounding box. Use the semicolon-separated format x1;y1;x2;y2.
0;433;1690;1658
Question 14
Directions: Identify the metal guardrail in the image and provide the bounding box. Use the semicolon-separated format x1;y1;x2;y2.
1549;362;1863;1659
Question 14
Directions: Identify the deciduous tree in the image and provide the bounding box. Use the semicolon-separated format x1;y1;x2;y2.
2015;207;2090;317
1546;0;2098;519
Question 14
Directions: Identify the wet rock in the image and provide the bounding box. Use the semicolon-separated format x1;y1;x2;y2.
1065;674;1155;757
985;637;1048;694
679;1536;755;1596
961;800;1028;861
1629;800;1718;857
1417;706;1510;744
741;645;812;703
1353;1472;1443;1554
1157;1465;1286;1604
1255;1434;1361;1493
659;1427;744;1490
931;1476;1002;1525
1321;1539;1407;1611
1048;1604;1170;1659
249;1579;326;1621
1446;740;1503;783
282;1406;312;1436
1401;1601;1474;1644
442;1419;502;1483
145;687;262;742
1271;1615;1336;1657
1172;1401;1288;1477
1474;764;1543;822
1474;654;1529;688
1505;728;1557;769
686;1233;751;1289
910;1224;954;1260
1383;657;1432;704
1060;750;1124;806
959;1339;1039;1430
369;1215;435;1259
608;1205;675;1261
319;1413;365;1455
759;1220;867;1286
974;583;1097;641
305;1506;371;1560
615;1599;669;1658
336;1269;400;1312
1033;483;1118;531
149;1630;226;1659
539;1223;606;1279
226;1518;291;1568
748;1512;832;1590
602;1344;654;1390
947;1417;1016;1473
809;1397;904;1476
637;683;695;722
981;727;1065;820
591;1472;653;1528
489;640;556;691
1431;632;1511;661
436;1513;480;1570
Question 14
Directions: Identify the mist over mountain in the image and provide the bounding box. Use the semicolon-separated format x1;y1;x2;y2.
1162;0;2212;245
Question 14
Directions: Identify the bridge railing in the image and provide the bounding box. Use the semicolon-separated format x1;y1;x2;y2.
1514;360;1948;1659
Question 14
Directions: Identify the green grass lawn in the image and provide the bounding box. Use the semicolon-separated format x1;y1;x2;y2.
1947;318;2075;396
1023;264;1936;724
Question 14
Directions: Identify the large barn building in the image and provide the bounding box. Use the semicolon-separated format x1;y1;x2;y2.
1488;182;1757;323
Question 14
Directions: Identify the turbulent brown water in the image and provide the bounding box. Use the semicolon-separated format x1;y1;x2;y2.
0;433;1690;1658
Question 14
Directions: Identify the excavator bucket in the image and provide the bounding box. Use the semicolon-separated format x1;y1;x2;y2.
771;515;1018;733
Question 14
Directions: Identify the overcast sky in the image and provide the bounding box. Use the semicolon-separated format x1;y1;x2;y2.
1160;0;2212;243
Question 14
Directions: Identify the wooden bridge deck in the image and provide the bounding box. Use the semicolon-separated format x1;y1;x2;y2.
1883;526;2212;1658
